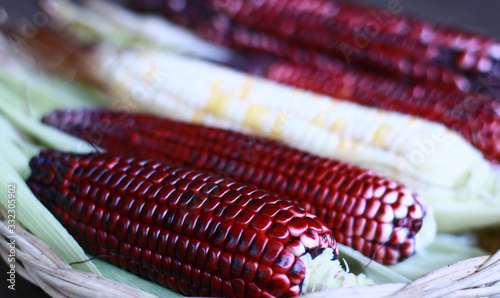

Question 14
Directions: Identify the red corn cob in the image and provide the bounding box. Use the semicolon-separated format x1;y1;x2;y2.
206;0;500;92
206;0;464;85
43;109;427;265
27;150;337;297
128;0;499;93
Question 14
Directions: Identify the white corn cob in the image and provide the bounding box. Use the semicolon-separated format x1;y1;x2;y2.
83;43;500;233
48;0;233;61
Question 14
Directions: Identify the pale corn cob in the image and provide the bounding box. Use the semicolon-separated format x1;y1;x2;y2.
72;42;499;232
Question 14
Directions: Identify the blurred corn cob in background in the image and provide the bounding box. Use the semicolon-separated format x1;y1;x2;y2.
128;0;500;95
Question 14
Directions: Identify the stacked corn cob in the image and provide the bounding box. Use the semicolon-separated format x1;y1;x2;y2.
89;43;500;231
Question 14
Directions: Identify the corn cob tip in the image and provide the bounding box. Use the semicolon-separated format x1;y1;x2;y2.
414;206;436;253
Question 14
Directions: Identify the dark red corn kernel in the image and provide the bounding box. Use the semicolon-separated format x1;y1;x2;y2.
247;233;269;262
245;282;262;298
125;221;140;245
241;261;259;282
191;267;202;288
166;277;179;293
250;214;273;233
27;150;338;297
287;260;307;285
261;241;284;266
161;255;172;277
254;265;274;288
171;259;183;280
118;255;129;270
115;217;131;241
218;251;233;279
141;248;153;268
71;199;84;221
222;279;236;297
238;229;258;257
120;242;132;260
230;255;246;278
267;274;292;297
136;224;152;247
212;222;233;248
267;223;290;244
210;275;223;296
272;250;296;274
106;235;120;254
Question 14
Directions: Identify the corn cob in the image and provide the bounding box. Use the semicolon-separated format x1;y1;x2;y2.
43;109;431;265
250;59;500;165
10;24;500;232
127;0;491;92
183;0;500;92
26;150;368;297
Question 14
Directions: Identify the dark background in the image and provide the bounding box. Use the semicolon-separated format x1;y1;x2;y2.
0;0;499;297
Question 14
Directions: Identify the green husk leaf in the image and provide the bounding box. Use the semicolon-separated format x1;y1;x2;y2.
0;141;99;274
0;52;199;295
0;93;96;153
388;234;488;280
338;244;411;284
91;258;181;297
0;66;100;119
0;115;31;177
0;138;31;179
51;0;230;59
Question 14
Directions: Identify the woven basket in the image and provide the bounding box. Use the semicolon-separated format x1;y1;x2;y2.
1;218;500;298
